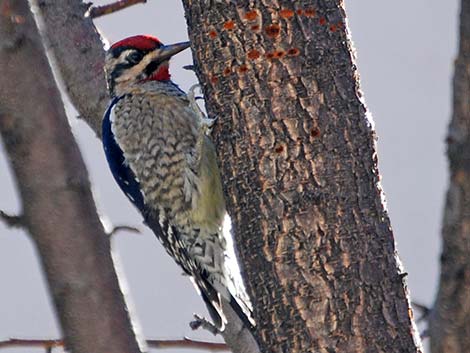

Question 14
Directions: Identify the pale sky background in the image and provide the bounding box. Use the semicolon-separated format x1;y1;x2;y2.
0;1;459;352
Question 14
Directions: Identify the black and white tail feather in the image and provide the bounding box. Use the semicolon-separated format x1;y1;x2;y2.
144;209;255;331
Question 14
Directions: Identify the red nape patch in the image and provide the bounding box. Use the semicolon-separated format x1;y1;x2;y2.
147;63;171;81
111;35;162;50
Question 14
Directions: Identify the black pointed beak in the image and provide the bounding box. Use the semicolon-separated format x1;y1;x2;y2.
158;41;191;61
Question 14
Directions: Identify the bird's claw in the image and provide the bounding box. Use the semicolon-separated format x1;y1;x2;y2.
188;84;217;134
201;115;217;128
188;84;201;106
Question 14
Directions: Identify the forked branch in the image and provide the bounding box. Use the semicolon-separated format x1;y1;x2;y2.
0;210;24;228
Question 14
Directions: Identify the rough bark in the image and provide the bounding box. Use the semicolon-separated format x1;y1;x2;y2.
430;0;470;352
35;0;109;136
182;1;421;352
0;1;142;353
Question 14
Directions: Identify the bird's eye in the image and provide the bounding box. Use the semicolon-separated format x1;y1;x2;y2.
127;51;144;65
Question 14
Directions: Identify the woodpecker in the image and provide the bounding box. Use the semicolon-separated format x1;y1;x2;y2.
102;35;254;331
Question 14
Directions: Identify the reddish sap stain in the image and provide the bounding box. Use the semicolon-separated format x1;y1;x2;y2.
223;20;235;30
245;10;257;21
209;30;217;38
265;52;275;59
311;128;320;138
238;65;248;73
265;24;281;38
247;49;261;60
304;8;316;17
287;48;300;56
280;9;295;19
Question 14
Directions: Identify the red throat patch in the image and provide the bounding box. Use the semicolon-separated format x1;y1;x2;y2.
148;62;170;81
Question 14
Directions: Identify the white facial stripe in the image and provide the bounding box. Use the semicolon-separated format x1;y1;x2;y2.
118;49;135;60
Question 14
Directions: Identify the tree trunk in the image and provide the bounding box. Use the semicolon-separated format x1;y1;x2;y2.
430;0;470;352
182;1;421;352
0;1;142;352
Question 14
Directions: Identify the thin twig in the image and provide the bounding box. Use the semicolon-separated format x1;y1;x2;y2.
0;337;228;351
183;64;196;71
412;301;431;323
147;338;227;351
0;210;24;228
0;339;62;349
108;224;141;236
190;314;220;335
88;0;147;19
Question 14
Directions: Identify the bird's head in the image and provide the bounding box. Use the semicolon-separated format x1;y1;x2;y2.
105;35;190;96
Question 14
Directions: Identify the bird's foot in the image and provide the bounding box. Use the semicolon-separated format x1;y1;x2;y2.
200;115;217;133
188;84;217;134
187;84;204;117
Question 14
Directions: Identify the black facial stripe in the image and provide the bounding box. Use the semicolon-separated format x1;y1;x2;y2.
111;62;133;80
144;59;163;77
107;61;131;93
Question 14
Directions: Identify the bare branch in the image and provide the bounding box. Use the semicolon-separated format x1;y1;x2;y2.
0;339;61;350
0;337;228;351
190;314;220;335
147;338;227;351
0;210;24;228
108;225;141;236
88;0;146;19
183;64;196;72
37;0;109;137
412;301;431;323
